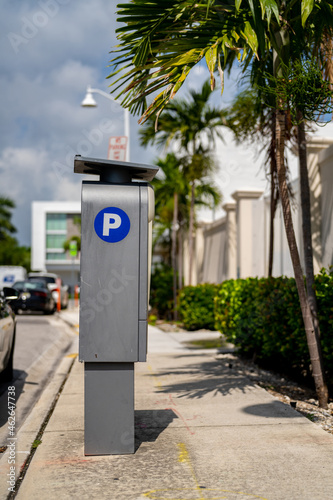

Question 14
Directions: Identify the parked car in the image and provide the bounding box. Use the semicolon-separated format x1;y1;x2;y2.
27;273;69;309
12;280;56;315
0;287;18;382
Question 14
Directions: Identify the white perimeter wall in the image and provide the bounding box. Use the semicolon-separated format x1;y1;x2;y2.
185;136;333;285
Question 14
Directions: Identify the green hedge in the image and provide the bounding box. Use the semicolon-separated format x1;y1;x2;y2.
314;269;333;381
162;270;333;389
150;264;174;319
179;283;218;330
214;269;333;388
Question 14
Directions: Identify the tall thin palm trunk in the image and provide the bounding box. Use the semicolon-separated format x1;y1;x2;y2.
297;111;321;341
178;223;183;291
188;180;195;285
172;192;178;321
276;109;328;408
268;112;278;277
268;182;279;276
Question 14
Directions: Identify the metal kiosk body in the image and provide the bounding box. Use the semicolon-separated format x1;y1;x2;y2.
74;155;158;455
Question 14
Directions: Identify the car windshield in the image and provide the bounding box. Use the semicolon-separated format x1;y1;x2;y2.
14;281;46;291
29;276;56;284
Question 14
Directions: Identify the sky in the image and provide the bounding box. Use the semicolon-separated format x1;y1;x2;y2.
1;0;333;246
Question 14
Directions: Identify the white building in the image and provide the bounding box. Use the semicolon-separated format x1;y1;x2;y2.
31;201;81;288
184;136;333;285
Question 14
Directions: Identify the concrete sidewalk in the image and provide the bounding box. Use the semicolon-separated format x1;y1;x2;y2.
10;308;333;499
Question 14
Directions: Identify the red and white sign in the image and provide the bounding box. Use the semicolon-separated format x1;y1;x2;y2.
107;136;128;162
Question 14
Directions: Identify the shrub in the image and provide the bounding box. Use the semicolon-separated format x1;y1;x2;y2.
149;264;174;319
148;314;157;326
179;283;218;330
314;268;333;383
151;267;333;389
214;270;333;389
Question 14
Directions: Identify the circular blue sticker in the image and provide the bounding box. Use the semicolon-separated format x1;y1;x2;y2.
94;207;130;243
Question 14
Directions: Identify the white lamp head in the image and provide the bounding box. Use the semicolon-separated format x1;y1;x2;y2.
81;86;97;107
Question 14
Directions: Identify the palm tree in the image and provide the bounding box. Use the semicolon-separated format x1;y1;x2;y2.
183;146;220;284
295;28;333;366
108;0;333;407
0;196;31;270
0;196;16;241
140;80;224;284
153;153;187;319
153;152;221;317
226;85;282;277
239;23;333;407
270;16;333;409
272;57;330;409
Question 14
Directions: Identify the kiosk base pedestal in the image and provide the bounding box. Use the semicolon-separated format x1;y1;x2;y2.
84;362;135;455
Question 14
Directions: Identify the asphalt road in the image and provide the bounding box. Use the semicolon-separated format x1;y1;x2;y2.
13;314;65;380
0;312;77;448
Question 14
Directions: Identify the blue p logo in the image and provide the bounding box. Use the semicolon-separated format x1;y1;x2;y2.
94;207;130;243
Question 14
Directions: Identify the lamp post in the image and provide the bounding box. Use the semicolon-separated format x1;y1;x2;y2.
81;85;130;162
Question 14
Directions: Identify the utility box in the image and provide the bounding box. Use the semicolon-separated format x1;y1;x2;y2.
74;155;158;455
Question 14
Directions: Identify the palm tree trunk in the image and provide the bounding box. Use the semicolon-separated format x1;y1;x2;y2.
268;168;275;277
172;192;178;321
178;223;183;291
188;180;195;285
297;111;321;341
268;112;278;277
268;184;279;277
276;109;328;408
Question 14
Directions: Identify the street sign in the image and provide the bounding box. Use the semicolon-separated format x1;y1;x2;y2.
69;240;78;257
107;136;128;162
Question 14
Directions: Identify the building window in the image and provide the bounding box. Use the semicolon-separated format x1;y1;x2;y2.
46;252;67;261
46;234;67;249
46;213;67;231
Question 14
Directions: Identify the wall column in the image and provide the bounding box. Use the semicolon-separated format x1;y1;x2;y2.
306;137;333;273
232;190;264;278
223;202;237;280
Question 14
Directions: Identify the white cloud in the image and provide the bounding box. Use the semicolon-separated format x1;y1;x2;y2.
50;60;97;90
0;146;82;244
0;147;50;200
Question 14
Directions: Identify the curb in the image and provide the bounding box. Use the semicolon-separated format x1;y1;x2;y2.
57;309;79;332
0;337;77;500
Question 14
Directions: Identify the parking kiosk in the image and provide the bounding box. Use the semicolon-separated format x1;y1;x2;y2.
74;155;158;455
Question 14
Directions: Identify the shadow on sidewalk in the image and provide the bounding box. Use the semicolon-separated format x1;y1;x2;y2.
135;409;178;451
242;401;301;419
147;354;255;399
147;354;303;420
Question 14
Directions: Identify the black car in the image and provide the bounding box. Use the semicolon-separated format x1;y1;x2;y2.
28;273;69;309
0;287;17;382
12;280;56;315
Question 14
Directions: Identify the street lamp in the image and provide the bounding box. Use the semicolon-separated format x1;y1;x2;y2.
81;85;130;162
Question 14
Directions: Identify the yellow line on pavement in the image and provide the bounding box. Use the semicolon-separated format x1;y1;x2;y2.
147;364;163;390
177;442;205;498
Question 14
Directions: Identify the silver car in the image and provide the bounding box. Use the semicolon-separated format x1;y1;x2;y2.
0;287;17;382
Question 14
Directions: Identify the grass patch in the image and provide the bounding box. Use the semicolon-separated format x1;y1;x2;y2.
32;439;42;449
187;338;223;349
